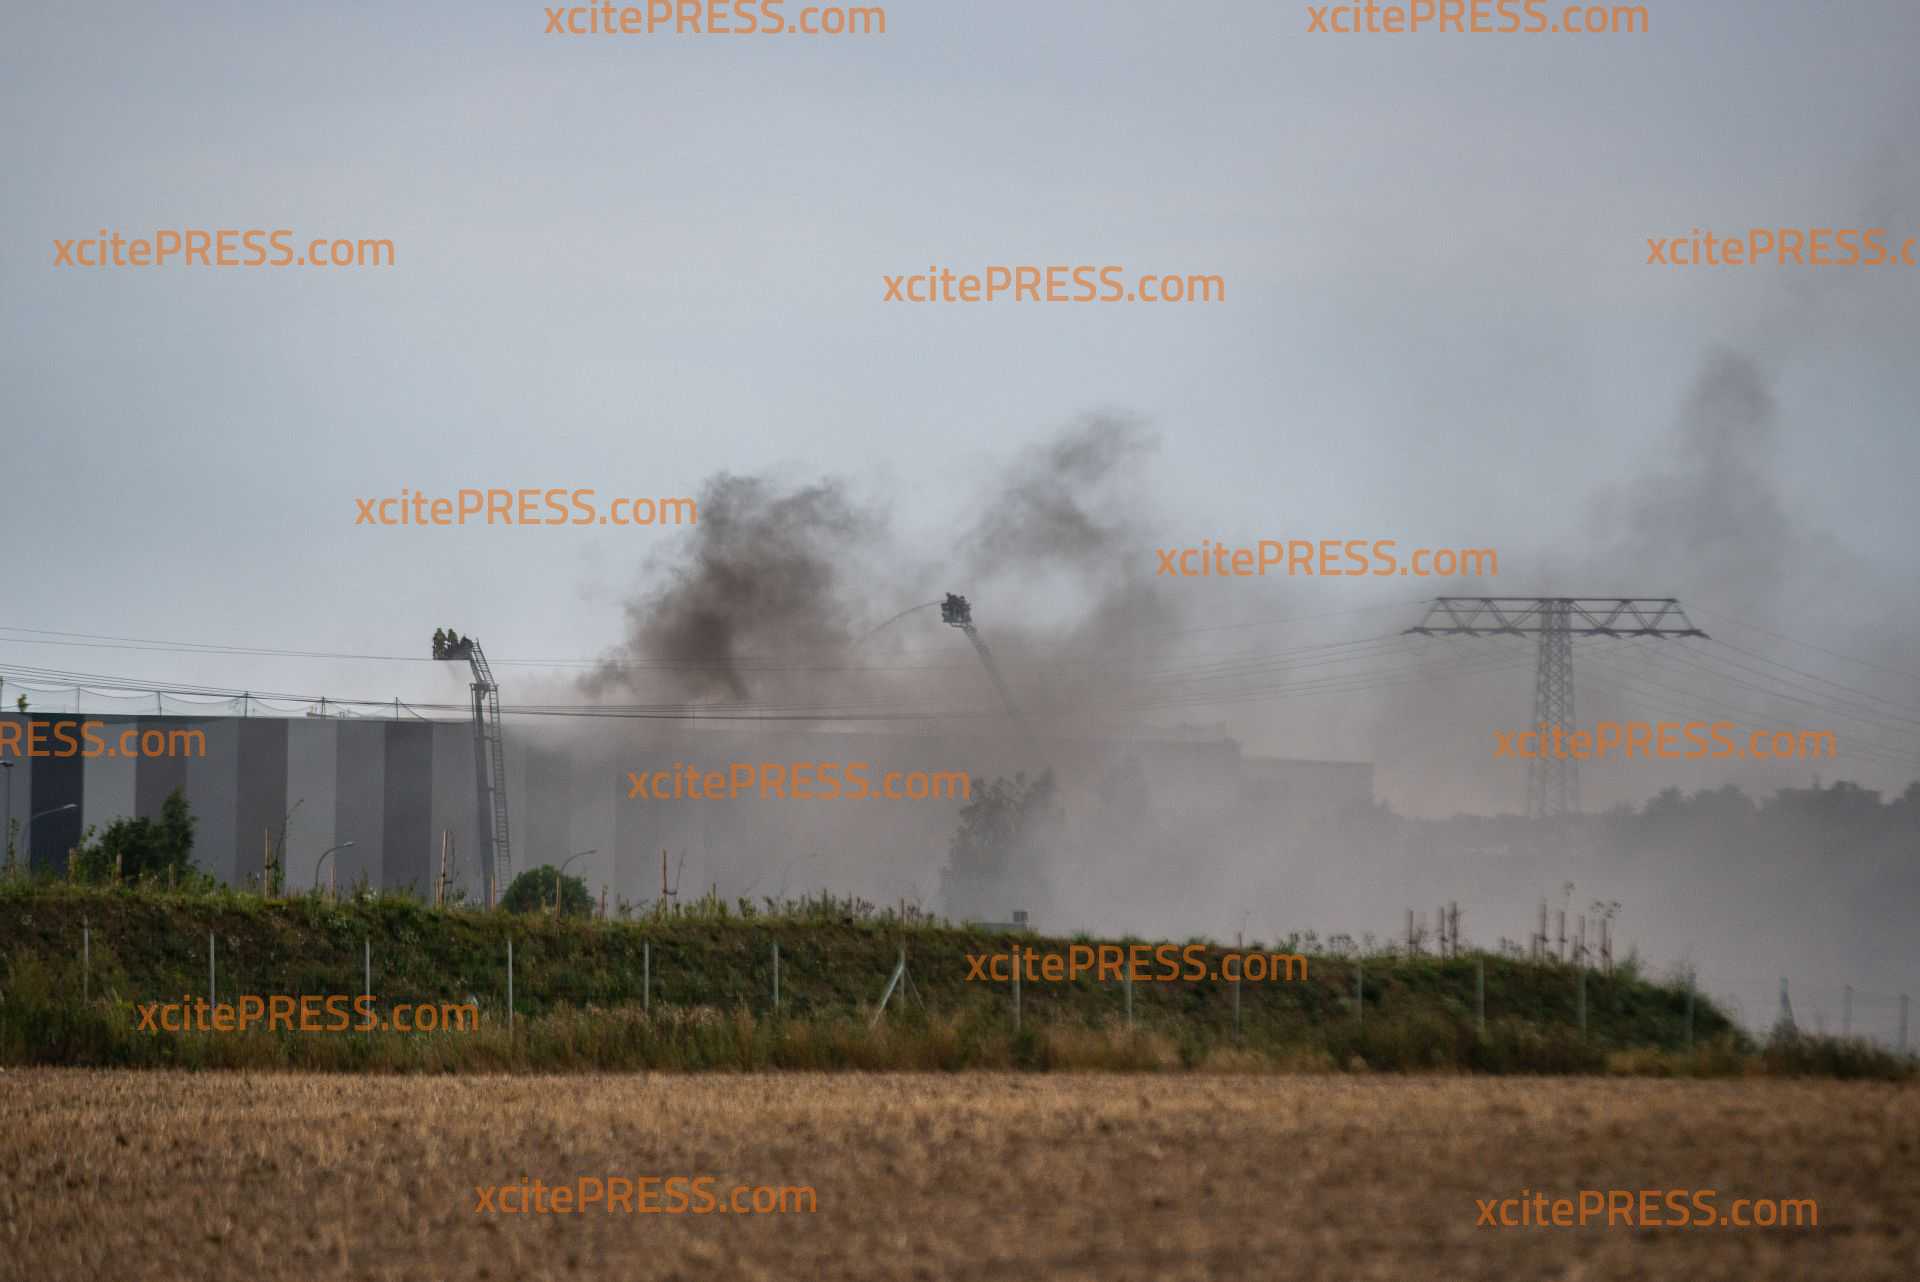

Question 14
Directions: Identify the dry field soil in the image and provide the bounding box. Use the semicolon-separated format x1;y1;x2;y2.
2;1070;1914;1281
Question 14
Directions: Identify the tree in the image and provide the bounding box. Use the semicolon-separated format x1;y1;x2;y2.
501;865;593;917
73;786;198;882
938;770;1060;923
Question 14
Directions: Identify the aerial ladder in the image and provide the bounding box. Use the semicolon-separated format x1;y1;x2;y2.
432;628;512;907
941;594;1031;740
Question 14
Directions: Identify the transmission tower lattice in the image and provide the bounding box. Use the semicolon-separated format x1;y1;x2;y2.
1404;598;1707;819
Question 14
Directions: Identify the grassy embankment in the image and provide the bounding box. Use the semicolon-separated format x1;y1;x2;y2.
1;881;1903;1076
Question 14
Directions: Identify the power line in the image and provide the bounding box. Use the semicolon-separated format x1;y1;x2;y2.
1689;605;1920;685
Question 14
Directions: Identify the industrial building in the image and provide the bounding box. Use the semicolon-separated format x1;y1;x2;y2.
0;710;1373;912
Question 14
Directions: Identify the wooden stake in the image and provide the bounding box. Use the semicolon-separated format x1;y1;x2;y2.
1475;956;1485;1036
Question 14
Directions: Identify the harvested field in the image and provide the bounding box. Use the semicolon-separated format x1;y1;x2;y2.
2;1070;1912;1282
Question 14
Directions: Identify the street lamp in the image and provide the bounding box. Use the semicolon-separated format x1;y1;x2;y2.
19;803;78;872
314;841;357;898
553;849;597;915
1;761;14;872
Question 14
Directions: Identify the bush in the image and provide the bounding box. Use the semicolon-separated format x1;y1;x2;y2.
501;866;593;917
1761;1029;1914;1082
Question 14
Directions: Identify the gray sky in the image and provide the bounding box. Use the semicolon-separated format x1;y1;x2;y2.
4;0;1918;815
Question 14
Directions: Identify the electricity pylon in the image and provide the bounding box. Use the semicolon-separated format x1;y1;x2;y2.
1404;598;1707;818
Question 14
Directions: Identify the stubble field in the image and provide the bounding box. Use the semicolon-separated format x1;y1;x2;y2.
1;1069;1912;1282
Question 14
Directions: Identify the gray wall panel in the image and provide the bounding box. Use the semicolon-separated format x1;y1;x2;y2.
520;741;570;880
81;717;139;840
134;721;189;823
234;721;290;888
381;722;434;895
185;720;240;883
334;722;386;890
284;721;339;892
429;723;480;905
569;754;618;911
23;719;83;871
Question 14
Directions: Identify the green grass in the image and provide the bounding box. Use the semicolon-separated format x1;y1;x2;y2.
4;879;1859;1076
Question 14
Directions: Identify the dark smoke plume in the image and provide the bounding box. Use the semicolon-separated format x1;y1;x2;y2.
962;413;1158;580
1590;349;1799;615
582;473;883;701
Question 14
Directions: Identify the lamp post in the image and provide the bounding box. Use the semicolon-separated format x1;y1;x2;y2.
1;761;14;873
20;803;78;873
314;841;357;898
553;849;597;916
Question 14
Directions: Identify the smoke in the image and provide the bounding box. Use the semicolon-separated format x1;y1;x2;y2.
581;415;1176;723
582;473;885;702
528;395;1917;1040
1588;349;1804;619
962;413;1158;582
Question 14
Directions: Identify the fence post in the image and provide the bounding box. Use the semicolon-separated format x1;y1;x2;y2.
1232;939;1242;1041
772;941;780;1012
1012;942;1021;1034
1577;966;1586;1041
1475;956;1485;1037
507;937;514;1035
643;940;650;1014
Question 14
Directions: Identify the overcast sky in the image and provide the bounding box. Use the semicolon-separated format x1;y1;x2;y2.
4;0;1918;813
